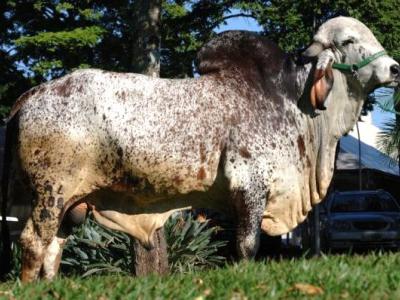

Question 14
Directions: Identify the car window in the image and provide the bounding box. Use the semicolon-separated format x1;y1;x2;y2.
331;193;399;213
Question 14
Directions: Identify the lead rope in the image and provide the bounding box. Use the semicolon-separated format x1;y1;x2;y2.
332;50;387;79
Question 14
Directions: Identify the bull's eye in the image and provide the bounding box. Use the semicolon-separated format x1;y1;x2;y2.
341;39;354;46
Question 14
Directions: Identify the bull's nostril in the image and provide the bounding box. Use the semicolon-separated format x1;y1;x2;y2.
390;65;400;76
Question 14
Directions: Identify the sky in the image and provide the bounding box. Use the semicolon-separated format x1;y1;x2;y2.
215;12;396;129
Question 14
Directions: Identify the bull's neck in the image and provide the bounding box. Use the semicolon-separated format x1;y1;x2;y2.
291;62;365;198
293;61;366;140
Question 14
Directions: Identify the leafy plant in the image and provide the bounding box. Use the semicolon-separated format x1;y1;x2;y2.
61;216;132;277
165;213;227;273
60;212;227;276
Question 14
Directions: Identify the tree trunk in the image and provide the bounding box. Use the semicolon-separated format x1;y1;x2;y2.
131;0;161;77
129;0;169;276
131;228;169;276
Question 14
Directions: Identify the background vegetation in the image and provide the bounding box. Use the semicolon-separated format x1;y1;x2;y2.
1;0;400;119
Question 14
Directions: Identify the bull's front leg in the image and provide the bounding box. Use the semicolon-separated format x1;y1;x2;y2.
232;187;266;259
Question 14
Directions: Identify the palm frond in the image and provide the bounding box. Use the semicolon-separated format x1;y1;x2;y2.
377;118;400;165
374;87;400;114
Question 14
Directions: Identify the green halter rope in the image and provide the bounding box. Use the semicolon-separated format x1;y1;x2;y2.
332;50;387;74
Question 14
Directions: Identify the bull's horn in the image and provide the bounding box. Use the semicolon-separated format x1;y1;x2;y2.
303;41;324;58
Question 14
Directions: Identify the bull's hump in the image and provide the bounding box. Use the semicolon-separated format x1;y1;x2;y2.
197;31;285;77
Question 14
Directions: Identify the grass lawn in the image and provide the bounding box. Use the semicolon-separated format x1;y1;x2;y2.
1;252;400;299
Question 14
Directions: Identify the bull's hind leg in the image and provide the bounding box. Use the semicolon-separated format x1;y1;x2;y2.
20;180;92;282
232;186;266;259
20;204;61;282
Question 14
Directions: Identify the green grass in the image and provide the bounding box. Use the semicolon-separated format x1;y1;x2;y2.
2;252;400;299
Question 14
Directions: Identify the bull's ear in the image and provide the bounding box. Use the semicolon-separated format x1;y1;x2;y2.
310;49;335;110
303;41;324;58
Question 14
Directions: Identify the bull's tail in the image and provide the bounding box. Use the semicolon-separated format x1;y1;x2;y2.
0;116;17;280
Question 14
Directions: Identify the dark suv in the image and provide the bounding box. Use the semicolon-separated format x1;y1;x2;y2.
322;190;400;250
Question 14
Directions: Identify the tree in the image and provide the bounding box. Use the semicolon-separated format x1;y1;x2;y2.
0;0;108;119
0;1;245;118
237;0;400;58
128;0;169;276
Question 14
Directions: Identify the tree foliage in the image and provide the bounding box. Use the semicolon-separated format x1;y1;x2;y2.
377;89;400;163
242;0;400;58
0;0;242;118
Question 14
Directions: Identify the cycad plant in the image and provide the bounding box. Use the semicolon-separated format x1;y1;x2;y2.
61;216;132;277
60;211;227;276
164;213;227;273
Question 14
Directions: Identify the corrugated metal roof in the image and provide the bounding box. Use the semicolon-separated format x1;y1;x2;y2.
337;114;399;176
338;134;399;175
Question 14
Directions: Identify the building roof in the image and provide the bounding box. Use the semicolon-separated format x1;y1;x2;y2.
336;113;399;176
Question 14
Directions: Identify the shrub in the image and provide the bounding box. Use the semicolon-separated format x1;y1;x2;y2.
60;212;227;276
61;216;132;277
165;213;227;273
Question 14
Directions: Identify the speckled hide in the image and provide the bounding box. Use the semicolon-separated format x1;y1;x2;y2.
5;17;399;282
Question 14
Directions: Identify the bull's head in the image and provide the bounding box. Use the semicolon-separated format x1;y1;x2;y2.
303;16;399;110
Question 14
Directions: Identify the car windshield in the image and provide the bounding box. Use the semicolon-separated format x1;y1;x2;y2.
331;193;399;213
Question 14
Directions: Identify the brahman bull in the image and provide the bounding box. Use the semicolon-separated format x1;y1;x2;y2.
1;17;399;282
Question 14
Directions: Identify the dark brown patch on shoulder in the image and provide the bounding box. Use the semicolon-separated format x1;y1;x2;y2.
239;147;251;159
197;167;206;180
297;135;306;158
